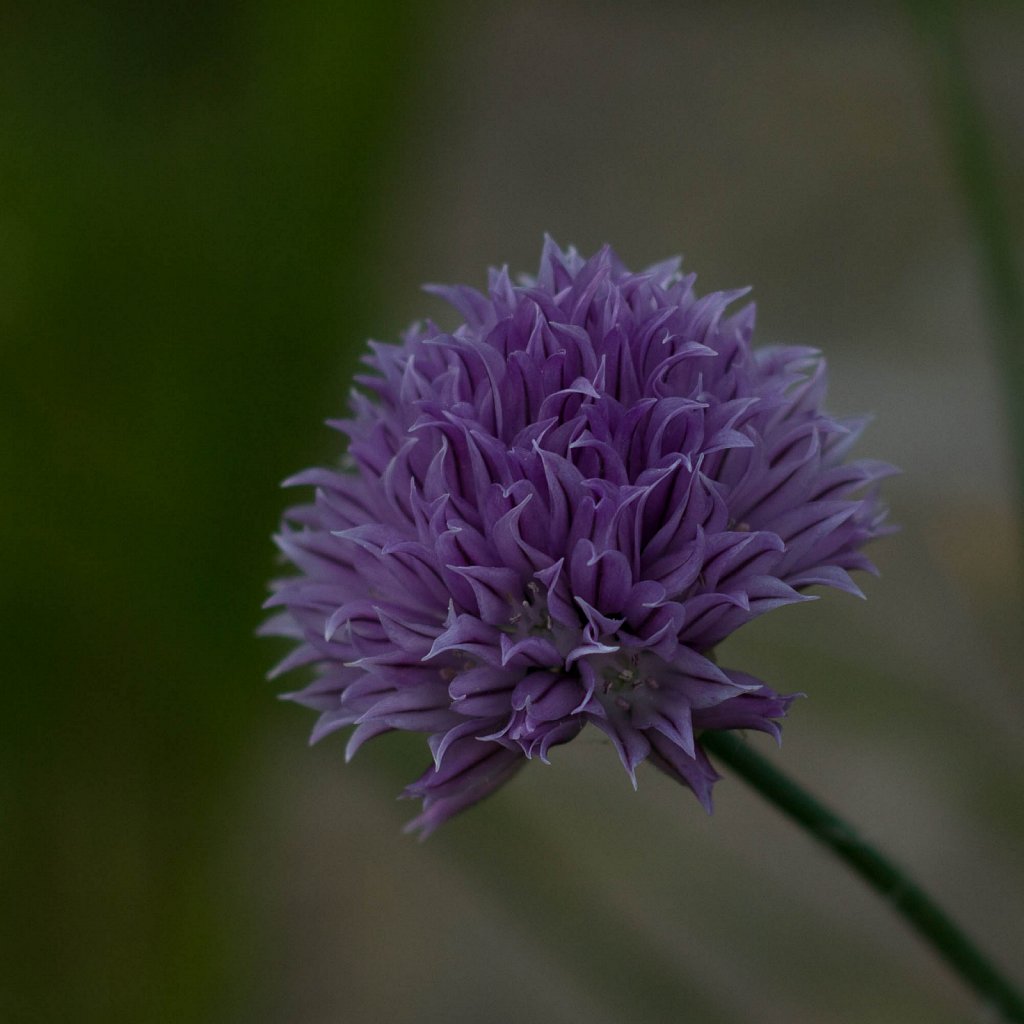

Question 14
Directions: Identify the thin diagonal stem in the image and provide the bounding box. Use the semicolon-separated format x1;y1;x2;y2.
702;731;1024;1022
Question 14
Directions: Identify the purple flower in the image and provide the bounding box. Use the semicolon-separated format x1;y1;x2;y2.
264;239;893;837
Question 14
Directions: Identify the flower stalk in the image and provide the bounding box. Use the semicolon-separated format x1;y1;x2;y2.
702;730;1024;1022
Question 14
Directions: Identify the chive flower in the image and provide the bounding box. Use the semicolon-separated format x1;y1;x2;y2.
264;239;892;836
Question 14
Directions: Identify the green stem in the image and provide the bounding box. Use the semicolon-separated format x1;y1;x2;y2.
908;1;1024;524
702;731;1024;1022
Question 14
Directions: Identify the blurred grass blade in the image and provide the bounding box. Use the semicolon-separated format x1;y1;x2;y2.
908;1;1024;534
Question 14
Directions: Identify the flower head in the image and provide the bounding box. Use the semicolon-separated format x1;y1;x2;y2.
264;239;892;836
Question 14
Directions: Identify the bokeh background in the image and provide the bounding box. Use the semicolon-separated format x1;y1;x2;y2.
4;2;1023;1022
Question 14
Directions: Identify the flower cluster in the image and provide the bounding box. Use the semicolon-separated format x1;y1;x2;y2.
264;239;892;836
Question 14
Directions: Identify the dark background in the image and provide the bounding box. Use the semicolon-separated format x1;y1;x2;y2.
3;3;1023;1022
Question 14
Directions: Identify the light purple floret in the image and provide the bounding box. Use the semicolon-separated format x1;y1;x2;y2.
264;239;894;836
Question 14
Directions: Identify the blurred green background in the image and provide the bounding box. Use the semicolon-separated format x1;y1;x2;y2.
3;2;1023;1022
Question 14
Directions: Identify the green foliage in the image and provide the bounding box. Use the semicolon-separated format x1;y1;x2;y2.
0;3;427;1020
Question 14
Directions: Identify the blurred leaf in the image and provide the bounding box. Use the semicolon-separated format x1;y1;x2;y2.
0;2;430;1021
907;0;1024;546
